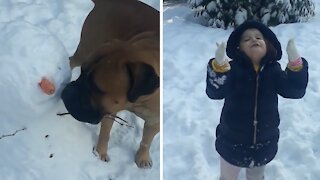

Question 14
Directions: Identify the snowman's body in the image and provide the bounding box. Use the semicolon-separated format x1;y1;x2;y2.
0;20;71;123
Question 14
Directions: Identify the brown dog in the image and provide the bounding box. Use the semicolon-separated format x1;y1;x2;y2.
65;0;159;169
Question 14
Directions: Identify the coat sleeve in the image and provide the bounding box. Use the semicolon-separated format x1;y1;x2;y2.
206;58;231;99
275;58;308;99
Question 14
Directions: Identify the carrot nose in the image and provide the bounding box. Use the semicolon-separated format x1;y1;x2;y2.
39;77;55;95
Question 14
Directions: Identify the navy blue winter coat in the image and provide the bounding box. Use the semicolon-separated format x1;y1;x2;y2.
206;53;308;167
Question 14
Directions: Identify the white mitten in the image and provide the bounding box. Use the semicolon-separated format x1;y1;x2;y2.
212;42;230;73
215;42;228;66
286;38;300;62
286;38;303;71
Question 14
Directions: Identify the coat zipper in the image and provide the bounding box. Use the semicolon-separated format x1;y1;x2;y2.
253;65;264;144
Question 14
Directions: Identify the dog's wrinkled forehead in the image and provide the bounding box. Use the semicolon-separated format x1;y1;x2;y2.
80;36;159;105
93;58;131;93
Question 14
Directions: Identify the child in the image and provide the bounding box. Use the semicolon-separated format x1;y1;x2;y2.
206;21;308;180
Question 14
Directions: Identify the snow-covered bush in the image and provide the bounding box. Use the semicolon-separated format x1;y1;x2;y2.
188;0;315;29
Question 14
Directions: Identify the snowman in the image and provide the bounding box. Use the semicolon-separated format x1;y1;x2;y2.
0;20;71;122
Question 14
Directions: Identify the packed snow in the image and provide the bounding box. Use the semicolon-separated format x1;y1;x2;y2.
164;2;320;180
0;0;159;180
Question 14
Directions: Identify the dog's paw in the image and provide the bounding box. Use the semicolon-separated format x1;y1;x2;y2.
99;153;110;162
93;147;110;162
135;147;152;169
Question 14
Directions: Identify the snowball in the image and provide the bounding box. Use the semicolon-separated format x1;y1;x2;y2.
0;20;71;121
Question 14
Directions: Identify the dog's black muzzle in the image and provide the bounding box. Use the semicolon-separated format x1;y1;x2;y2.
61;72;104;124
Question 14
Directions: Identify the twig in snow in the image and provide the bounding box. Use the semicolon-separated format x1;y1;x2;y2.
104;114;134;128
57;112;134;128
0;127;27;140
56;112;70;116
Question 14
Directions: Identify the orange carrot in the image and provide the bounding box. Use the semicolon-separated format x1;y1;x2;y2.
39;77;55;95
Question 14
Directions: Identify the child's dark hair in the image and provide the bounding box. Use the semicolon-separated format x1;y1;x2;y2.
264;38;278;61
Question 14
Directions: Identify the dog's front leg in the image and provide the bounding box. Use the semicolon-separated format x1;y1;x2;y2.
96;118;114;162
135;121;160;169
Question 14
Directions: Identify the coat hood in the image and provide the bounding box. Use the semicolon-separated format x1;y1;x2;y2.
226;21;282;61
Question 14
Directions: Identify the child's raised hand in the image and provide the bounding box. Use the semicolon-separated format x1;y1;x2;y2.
286;38;300;62
212;42;230;73
215;42;227;66
286;38;303;71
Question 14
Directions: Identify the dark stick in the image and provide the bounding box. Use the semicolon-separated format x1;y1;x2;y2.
104;116;134;128
0;127;27;140
57;112;70;116
105;114;129;124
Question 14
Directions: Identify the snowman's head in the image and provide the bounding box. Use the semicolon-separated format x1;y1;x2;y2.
61;35;159;124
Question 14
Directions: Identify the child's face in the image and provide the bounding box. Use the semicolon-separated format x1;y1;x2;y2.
239;28;267;64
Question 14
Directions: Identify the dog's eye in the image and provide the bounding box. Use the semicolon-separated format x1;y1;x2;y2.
87;74;106;94
92;84;105;94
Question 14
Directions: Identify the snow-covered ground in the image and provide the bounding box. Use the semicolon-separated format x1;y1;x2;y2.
164;2;320;180
0;0;160;180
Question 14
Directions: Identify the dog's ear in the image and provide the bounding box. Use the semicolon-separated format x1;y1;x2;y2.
126;62;159;103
